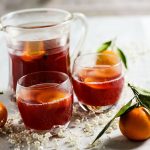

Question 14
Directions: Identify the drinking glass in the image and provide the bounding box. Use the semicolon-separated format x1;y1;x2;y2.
72;53;124;113
0;8;87;93
16;71;73;130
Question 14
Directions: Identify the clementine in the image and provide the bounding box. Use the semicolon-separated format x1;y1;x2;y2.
97;50;119;65
119;106;150;141
0;102;8;127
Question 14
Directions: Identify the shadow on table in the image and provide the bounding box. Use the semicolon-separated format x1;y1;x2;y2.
103;135;145;150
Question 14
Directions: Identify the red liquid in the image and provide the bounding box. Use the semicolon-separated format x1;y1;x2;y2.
73;67;124;106
17;83;73;130
9;39;70;91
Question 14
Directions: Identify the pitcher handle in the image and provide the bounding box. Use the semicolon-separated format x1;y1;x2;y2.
71;13;88;67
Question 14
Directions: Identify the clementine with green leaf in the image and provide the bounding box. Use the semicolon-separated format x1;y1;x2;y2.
97;40;128;69
119;106;150;141
92;83;150;144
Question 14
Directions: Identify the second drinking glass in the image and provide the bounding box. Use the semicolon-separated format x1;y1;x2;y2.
72;53;124;113
16;71;73;130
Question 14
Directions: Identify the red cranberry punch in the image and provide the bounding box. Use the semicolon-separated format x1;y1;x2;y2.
16;71;73;130
0;8;87;96
72;53;124;113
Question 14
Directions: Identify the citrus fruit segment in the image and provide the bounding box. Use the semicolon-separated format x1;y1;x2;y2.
36;89;67;103
79;67;121;89
21;41;45;61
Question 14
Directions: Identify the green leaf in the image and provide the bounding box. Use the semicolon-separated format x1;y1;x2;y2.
97;41;112;53
117;48;128;69
115;98;133;117
138;95;150;110
128;83;150;113
120;103;139;116
128;83;150;95
136;87;150;95
92;118;115;144
92;97;134;144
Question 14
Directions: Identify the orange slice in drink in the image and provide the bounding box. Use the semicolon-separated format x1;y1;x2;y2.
18;88;41;104
80;67;120;80
36;89;67;103
84;76;112;89
83;68;121;89
21;41;45;61
84;77;103;89
36;88;71;109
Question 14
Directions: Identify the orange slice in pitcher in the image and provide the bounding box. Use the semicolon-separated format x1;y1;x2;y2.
21;41;45;61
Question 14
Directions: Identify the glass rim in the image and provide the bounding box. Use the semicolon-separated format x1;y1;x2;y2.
0;8;73;31
17;71;70;89
74;73;124;84
74;52;122;69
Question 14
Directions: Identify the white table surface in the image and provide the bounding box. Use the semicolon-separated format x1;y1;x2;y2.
0;16;150;150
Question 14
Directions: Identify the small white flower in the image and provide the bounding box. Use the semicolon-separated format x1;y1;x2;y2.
38;135;44;141
32;133;39;139
34;141;41;147
44;132;52;138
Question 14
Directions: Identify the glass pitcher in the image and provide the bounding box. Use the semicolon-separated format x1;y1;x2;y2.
0;8;87;94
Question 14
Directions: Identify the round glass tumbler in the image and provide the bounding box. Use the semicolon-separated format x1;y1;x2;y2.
72;53;124;113
16;71;73;130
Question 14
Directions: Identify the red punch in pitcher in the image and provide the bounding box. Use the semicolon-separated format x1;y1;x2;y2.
0;8;87;95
